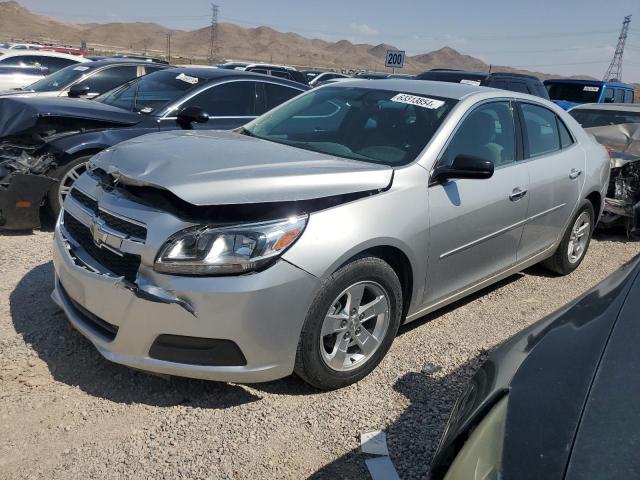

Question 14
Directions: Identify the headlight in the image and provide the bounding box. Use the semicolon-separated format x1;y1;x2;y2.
443;395;508;480
154;215;308;275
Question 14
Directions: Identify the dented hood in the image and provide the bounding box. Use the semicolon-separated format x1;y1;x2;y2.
0;97;142;138
586;123;640;167
92;129;394;205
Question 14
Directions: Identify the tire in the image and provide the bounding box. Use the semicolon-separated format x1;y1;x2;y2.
45;155;91;219
294;256;403;390
542;201;595;275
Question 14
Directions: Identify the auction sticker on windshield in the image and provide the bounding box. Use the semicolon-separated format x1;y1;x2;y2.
391;93;445;109
583;86;599;92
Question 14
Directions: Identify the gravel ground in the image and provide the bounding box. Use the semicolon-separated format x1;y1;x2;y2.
0;229;638;480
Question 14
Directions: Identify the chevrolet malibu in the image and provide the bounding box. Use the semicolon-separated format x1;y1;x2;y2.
51;80;610;389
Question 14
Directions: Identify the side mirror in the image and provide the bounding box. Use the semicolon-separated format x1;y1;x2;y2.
177;106;209;129
432;154;494;183
68;83;91;98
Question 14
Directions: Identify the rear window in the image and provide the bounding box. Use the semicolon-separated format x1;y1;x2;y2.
546;83;601;103
570;108;640;128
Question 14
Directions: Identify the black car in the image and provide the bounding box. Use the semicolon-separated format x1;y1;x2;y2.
416;69;488;85
431;255;640;480
482;72;550;100
243;64;308;85
416;69;549;99
0;68;308;230
1;58;169;99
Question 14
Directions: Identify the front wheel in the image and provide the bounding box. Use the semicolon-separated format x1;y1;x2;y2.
294;256;403;390
542;201;595;275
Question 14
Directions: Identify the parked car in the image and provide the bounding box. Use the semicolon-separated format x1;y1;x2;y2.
416;69;488;85
0;58;169;99
217;62;249;70
417;70;549;99
0;51;90;91
569;102;640;128
544;79;636;110
301;69;325;82
570;103;640;236
51;80;608;390
308;71;349;87
431;255;640;480
2;42;43;50
352;71;390;79
243;63;308;85
481;72;549;100
0;68;308;229
40;47;87;56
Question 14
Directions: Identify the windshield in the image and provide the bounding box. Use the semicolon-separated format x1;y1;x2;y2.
25;63;93;92
546;82;601;103
95;70;205;114
570;108;640;128
244;86;457;166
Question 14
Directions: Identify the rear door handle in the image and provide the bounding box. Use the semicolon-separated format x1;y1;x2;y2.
509;187;528;201
569;169;582;180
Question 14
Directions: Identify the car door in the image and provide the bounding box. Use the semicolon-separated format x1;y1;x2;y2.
177;80;260;130
424;100;530;305
516;102;584;261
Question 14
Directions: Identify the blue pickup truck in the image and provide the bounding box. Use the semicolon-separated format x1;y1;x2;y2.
544;79;635;110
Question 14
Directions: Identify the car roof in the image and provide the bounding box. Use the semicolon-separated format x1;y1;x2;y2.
83;58;171;68
570;102;640;112
488;72;540;81
0;50;90;61
245;63;297;71
153;67;309;89
325;78;496;100
544;78;634;88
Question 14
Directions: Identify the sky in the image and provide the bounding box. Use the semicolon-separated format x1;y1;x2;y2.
18;0;640;82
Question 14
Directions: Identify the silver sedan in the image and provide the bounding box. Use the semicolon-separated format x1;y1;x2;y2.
52;80;610;389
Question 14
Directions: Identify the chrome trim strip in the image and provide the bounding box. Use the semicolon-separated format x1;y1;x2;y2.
98;207;147;228
440;203;567;259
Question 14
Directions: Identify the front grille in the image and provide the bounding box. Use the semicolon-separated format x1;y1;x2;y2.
100;210;147;241
63;211;141;283
69;188;147;241
70;188;98;214
58;282;118;341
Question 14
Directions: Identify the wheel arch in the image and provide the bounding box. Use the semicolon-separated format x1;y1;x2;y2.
585;190;602;221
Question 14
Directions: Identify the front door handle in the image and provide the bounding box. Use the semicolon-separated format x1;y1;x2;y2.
569;168;582;180
509;187;528;201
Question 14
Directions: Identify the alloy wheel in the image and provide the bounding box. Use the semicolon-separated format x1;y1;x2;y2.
57;162;87;207
567;211;591;264
319;281;390;372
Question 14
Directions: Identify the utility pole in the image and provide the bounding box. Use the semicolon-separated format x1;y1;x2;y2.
208;3;219;65
603;14;631;82
166;33;172;63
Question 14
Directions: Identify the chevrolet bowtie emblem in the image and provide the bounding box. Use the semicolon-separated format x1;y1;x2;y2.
89;217;109;247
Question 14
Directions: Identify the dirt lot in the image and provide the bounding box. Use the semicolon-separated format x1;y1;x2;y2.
0;230;637;480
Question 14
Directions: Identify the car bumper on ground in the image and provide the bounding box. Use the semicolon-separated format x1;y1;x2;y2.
52;222;320;383
0;173;56;230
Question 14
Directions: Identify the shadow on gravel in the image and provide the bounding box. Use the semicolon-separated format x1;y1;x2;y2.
309;355;486;480
10;262;263;409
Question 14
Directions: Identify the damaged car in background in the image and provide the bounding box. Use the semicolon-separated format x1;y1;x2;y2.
570;103;640;236
0;67;308;230
52;81;608;390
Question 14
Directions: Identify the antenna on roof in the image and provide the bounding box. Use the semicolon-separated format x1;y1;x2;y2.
603;14;631;82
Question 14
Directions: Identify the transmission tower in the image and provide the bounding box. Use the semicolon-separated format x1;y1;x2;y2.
603;14;631;82
208;3;219;65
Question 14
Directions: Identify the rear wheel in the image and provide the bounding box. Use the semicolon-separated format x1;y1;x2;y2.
542;201;594;275
294;256;402;390
46;155;91;218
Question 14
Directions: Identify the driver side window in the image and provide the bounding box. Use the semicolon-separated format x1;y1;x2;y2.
441;101;516;168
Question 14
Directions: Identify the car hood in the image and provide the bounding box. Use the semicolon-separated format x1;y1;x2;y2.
0;89;59;98
92;129;394;205
553;99;579;110
586;123;640;167
0;96;142;138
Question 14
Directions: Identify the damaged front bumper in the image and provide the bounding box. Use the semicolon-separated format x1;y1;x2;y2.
601;156;640;236
52;211;321;383
0;144;58;230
